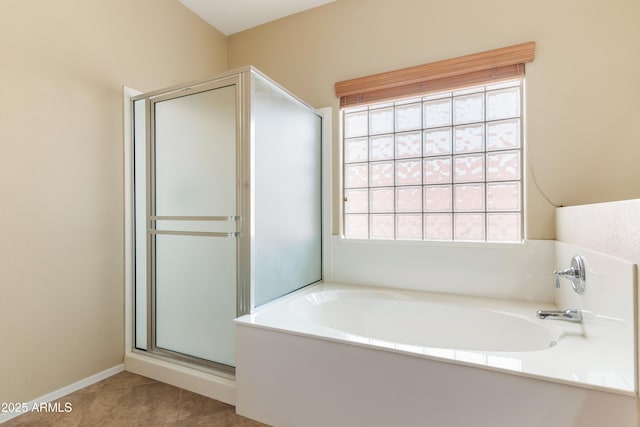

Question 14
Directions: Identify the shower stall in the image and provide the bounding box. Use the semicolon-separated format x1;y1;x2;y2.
130;67;322;375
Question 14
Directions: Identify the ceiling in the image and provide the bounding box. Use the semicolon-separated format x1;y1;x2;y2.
178;0;336;36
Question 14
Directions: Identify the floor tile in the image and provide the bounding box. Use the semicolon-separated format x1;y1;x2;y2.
4;372;270;427
176;390;233;421
78;382;182;426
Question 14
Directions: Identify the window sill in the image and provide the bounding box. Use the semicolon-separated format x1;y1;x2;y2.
334;235;530;250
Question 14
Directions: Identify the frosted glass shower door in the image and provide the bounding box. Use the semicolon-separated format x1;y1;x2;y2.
151;80;238;367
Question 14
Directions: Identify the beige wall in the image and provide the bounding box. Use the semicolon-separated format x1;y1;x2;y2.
228;0;640;239
0;0;226;403
1;0;638;407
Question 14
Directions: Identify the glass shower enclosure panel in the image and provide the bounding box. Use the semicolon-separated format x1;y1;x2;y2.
133;98;147;350
252;73;322;307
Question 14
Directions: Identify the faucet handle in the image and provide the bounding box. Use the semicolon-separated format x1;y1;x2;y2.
553;267;573;288
553;255;586;295
554;267;577;279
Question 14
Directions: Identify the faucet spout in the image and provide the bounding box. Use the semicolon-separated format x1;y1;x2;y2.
536;309;582;322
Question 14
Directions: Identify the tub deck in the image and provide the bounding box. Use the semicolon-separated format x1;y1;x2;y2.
236;282;634;394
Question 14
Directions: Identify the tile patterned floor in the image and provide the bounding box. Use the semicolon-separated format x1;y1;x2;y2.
3;371;269;426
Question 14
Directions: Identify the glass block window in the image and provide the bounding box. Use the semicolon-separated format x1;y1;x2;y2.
343;80;523;242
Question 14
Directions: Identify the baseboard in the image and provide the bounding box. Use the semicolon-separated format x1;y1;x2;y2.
0;364;124;424
125;353;235;405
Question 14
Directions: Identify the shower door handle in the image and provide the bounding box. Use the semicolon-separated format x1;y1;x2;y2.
149;215;241;238
149;229;239;238
151;216;241;222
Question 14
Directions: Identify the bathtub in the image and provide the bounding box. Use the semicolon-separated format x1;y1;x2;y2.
288;285;571;353
235;282;637;427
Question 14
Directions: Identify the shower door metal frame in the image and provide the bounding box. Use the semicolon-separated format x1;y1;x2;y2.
132;72;251;375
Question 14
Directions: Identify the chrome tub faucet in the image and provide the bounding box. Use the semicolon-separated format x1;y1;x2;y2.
536;309;582;322
537;255;587;323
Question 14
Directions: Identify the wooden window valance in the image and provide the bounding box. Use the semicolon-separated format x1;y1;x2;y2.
335;41;536;108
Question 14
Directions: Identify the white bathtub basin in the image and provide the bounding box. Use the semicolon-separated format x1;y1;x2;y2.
239;282;633;394
289;288;560;352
